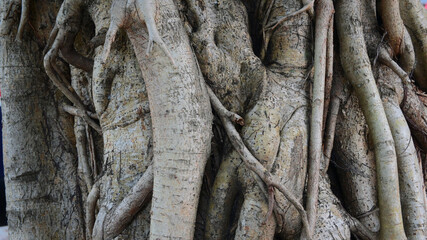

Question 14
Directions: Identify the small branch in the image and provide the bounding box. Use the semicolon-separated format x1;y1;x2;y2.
208;84;311;239
62;104;102;133
16;0;30;41
63;104;98;119
265;0;314;31
378;47;410;82
206;86;244;126
86;125;98;177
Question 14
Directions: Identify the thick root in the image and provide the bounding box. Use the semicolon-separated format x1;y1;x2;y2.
204;152;240;240
102;0;174;64
336;0;406;238
399;0;427;90
379;0;405;56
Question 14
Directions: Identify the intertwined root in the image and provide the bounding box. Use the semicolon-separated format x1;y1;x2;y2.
33;0;427;239
42;0;100;133
102;0;174;64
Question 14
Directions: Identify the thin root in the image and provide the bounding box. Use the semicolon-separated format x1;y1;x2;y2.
87;183;100;237
16;0;30;41
208;82;312;239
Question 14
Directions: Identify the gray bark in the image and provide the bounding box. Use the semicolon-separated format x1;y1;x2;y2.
1;0;427;239
0;1;85;239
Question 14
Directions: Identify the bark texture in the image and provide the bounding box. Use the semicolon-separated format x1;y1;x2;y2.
0;0;85;239
1;0;427;239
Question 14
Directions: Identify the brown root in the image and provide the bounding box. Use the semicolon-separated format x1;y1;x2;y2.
378;0;405;56
398;28;416;73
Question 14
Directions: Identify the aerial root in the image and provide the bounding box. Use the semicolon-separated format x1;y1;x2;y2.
90;165;153;239
74;118;93;191
399;0;427;89
378;46;410;82
322;75;345;174
62;104;98;120
86;125;98;178
44;0;101;133
304;0;334;237
103;165;153;239
206;86;244;126
102;0;175;65
16;0;29;41
341;206;377;240
378;0;405;56
87;183;100;237
336;0;406;237
322;18;334;134
44;50;101;133
207;82;311;239
398;28;415;73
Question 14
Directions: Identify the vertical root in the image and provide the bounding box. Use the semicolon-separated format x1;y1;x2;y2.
378;0;405;56
336;0;406;238
401;84;427;151
399;0;427;90
305;0;334;236
87;183;100;237
74;117;93;191
16;0;30;41
398;28;415;73
323;19;334;133
383;100;427;239
208;87;311;239
322;73;345;174
204;153;240;240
